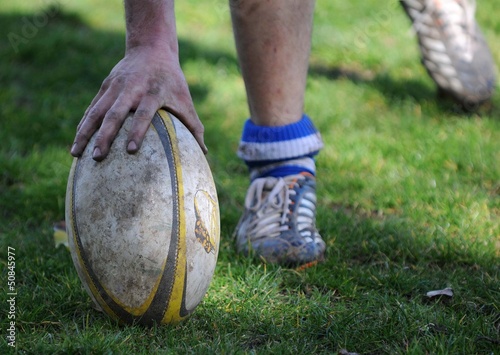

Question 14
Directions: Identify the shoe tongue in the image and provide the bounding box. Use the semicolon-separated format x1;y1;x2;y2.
260;178;285;204
262;177;279;190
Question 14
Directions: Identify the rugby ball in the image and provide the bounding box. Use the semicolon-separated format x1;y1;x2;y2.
65;109;220;325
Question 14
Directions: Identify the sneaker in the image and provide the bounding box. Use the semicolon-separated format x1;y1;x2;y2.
401;0;496;107
234;173;326;266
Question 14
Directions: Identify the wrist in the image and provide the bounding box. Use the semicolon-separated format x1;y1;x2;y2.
126;31;178;56
124;0;178;55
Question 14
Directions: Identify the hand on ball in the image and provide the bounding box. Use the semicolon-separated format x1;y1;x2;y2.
71;44;207;161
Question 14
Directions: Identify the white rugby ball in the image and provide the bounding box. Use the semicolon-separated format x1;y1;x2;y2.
65;109;220;325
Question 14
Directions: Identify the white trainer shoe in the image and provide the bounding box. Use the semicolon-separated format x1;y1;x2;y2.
234;173;326;266
401;0;496;107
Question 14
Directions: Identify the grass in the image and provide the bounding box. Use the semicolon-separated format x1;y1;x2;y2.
0;0;499;353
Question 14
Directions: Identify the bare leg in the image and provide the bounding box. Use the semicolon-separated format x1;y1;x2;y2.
230;0;325;266
230;0;315;126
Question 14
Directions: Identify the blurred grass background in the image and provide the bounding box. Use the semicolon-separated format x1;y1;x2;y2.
0;0;499;353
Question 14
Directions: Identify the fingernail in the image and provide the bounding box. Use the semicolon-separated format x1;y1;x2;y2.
70;142;78;156
92;147;101;160
127;141;137;153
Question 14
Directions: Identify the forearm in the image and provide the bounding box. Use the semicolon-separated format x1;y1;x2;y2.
125;0;178;54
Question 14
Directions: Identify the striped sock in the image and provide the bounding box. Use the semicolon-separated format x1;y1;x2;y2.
237;114;323;180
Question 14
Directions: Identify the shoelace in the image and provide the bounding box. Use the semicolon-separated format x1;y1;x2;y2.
244;176;299;239
409;0;476;61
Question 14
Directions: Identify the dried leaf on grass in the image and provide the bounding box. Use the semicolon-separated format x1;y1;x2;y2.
338;349;360;355
426;287;453;298
53;221;69;249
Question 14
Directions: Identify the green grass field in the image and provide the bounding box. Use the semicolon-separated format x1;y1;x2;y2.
1;0;499;353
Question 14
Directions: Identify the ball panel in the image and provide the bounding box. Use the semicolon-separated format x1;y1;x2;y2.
75;116;174;313
167;111;220;312
66;159;135;324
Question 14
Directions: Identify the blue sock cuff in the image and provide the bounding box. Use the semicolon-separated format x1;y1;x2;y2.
240;114;319;143
238;114;324;163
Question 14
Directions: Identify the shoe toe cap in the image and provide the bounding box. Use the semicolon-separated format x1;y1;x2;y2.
247;232;326;265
